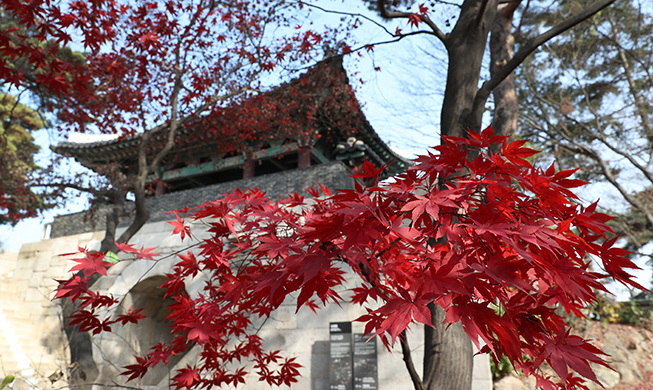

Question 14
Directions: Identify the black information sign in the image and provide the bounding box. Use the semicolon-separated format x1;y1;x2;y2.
330;322;353;390
353;334;378;390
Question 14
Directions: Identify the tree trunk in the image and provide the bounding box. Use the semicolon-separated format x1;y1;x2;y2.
423;304;474;390
440;0;499;139
243;154;255;178
490;2;520;139
426;2;499;388
62;298;99;390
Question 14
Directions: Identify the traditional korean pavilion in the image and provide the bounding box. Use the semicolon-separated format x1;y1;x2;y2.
52;57;409;196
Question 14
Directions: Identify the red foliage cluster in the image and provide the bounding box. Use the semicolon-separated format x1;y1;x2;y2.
1;0;361;225
1;0;353;136
55;128;646;389
181;58;371;157
0;178;41;225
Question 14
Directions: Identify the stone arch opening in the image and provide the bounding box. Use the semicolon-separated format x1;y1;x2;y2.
117;275;187;385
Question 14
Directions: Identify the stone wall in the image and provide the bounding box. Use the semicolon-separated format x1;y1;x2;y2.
49;161;356;239
0;231;105;390
3;218;493;390
3;161;493;390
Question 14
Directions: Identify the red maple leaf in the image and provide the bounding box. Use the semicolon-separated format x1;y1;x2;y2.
408;13;422;28
122;355;150;382
172;366;201;389
54;274;89;300
115;242;138;253
68;251;114;276
134;246;159;260
169;214;191;240
116;305;146;325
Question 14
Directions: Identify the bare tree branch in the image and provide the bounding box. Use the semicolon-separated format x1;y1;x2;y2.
377;0;447;43
469;0;617;130
297;1;397;37
400;330;424;390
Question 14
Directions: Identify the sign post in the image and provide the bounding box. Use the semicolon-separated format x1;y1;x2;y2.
329;322;353;390
353;334;378;390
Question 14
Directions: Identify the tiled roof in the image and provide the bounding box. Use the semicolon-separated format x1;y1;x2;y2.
52;57;410;176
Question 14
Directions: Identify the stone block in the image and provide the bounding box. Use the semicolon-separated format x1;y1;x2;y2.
25;287;47;302
33;254;53;272
43;304;63;317
377;344;418;381
258;328;318;355
591;362;620;388
474;353;493;386
614;362;639;383
45;264;67;279
296;301;348;329
41;315;62;334
602;344;628;363
12;267;33;281
604;331;621;346
28;271;46;288
267;306;298;330
136;221;174;235
78;232;94;241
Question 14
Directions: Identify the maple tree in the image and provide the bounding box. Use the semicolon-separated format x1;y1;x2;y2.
0;0;354;251
56;128;647;390
0;6;90;224
348;1;622;388
1;0;356;386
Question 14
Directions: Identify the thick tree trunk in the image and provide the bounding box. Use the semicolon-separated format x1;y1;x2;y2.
440;0;499;139
425;2;499;389
62;298;99;390
490;2;520;139
423;304;474;390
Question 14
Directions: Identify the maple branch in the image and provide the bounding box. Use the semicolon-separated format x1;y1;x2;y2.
376;237;402;259
297;1;396;38
341;31;439;59
400;330;424;390
377;0;446;42
468;0;617;131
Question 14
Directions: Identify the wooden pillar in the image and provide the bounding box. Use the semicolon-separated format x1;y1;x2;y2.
298;147;311;168
155;179;165;196
243;154;255;179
